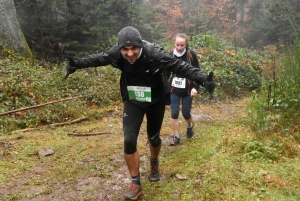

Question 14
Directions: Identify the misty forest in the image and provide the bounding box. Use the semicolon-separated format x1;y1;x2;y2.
0;0;300;200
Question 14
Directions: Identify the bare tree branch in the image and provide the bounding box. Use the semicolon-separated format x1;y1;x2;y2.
13;116;88;133
68;131;114;136
0;96;84;116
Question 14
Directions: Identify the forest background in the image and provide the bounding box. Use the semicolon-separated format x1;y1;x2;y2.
12;0;300;63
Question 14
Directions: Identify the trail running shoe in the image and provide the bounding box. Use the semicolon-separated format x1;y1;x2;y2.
123;183;143;200
148;163;160;182
186;123;194;138
170;135;180;146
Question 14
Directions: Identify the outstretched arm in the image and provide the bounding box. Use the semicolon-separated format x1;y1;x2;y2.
64;44;119;79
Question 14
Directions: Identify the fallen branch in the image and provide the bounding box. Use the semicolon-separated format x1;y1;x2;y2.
68;131;114;136
13;116;88;133
13;128;40;133
0;96;85;116
50;117;87;127
14;128;37;133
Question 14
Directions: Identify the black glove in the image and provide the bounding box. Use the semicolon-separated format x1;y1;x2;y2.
64;57;77;79
204;71;216;93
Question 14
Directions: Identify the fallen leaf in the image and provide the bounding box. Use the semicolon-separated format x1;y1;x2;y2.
176;174;187;180
38;148;54;156
194;178;202;183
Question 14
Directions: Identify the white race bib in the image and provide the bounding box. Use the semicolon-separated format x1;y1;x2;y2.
172;77;186;88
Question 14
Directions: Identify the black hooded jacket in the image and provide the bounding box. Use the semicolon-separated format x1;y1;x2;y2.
71;41;207;107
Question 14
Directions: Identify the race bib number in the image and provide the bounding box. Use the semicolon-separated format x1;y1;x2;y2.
127;86;152;102
172;77;186;88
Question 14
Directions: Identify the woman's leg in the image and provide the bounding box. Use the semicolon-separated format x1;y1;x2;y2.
170;93;181;135
182;95;194;138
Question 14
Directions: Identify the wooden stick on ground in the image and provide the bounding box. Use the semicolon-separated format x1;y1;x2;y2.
68;131;114;136
14;128;37;133
50;117;88;127
0;96;85;116
14;116;88;133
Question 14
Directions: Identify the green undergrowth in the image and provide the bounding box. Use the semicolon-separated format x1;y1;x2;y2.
0;48;121;133
1;33;266;133
247;39;300;144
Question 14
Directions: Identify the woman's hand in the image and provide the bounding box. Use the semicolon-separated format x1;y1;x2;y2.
190;88;198;97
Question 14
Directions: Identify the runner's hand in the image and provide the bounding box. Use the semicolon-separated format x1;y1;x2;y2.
204;71;215;93
64;57;77;79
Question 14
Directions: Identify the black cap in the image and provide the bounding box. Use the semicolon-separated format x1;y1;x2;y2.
117;26;143;49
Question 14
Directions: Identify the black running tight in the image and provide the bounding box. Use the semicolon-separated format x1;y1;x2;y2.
123;100;165;154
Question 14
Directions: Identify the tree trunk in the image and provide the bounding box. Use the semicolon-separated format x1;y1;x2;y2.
239;0;245;35
0;0;27;52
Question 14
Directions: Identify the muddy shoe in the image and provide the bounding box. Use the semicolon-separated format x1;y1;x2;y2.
170;135;180;146
148;163;160;182
124;183;143;200
186;123;194;138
